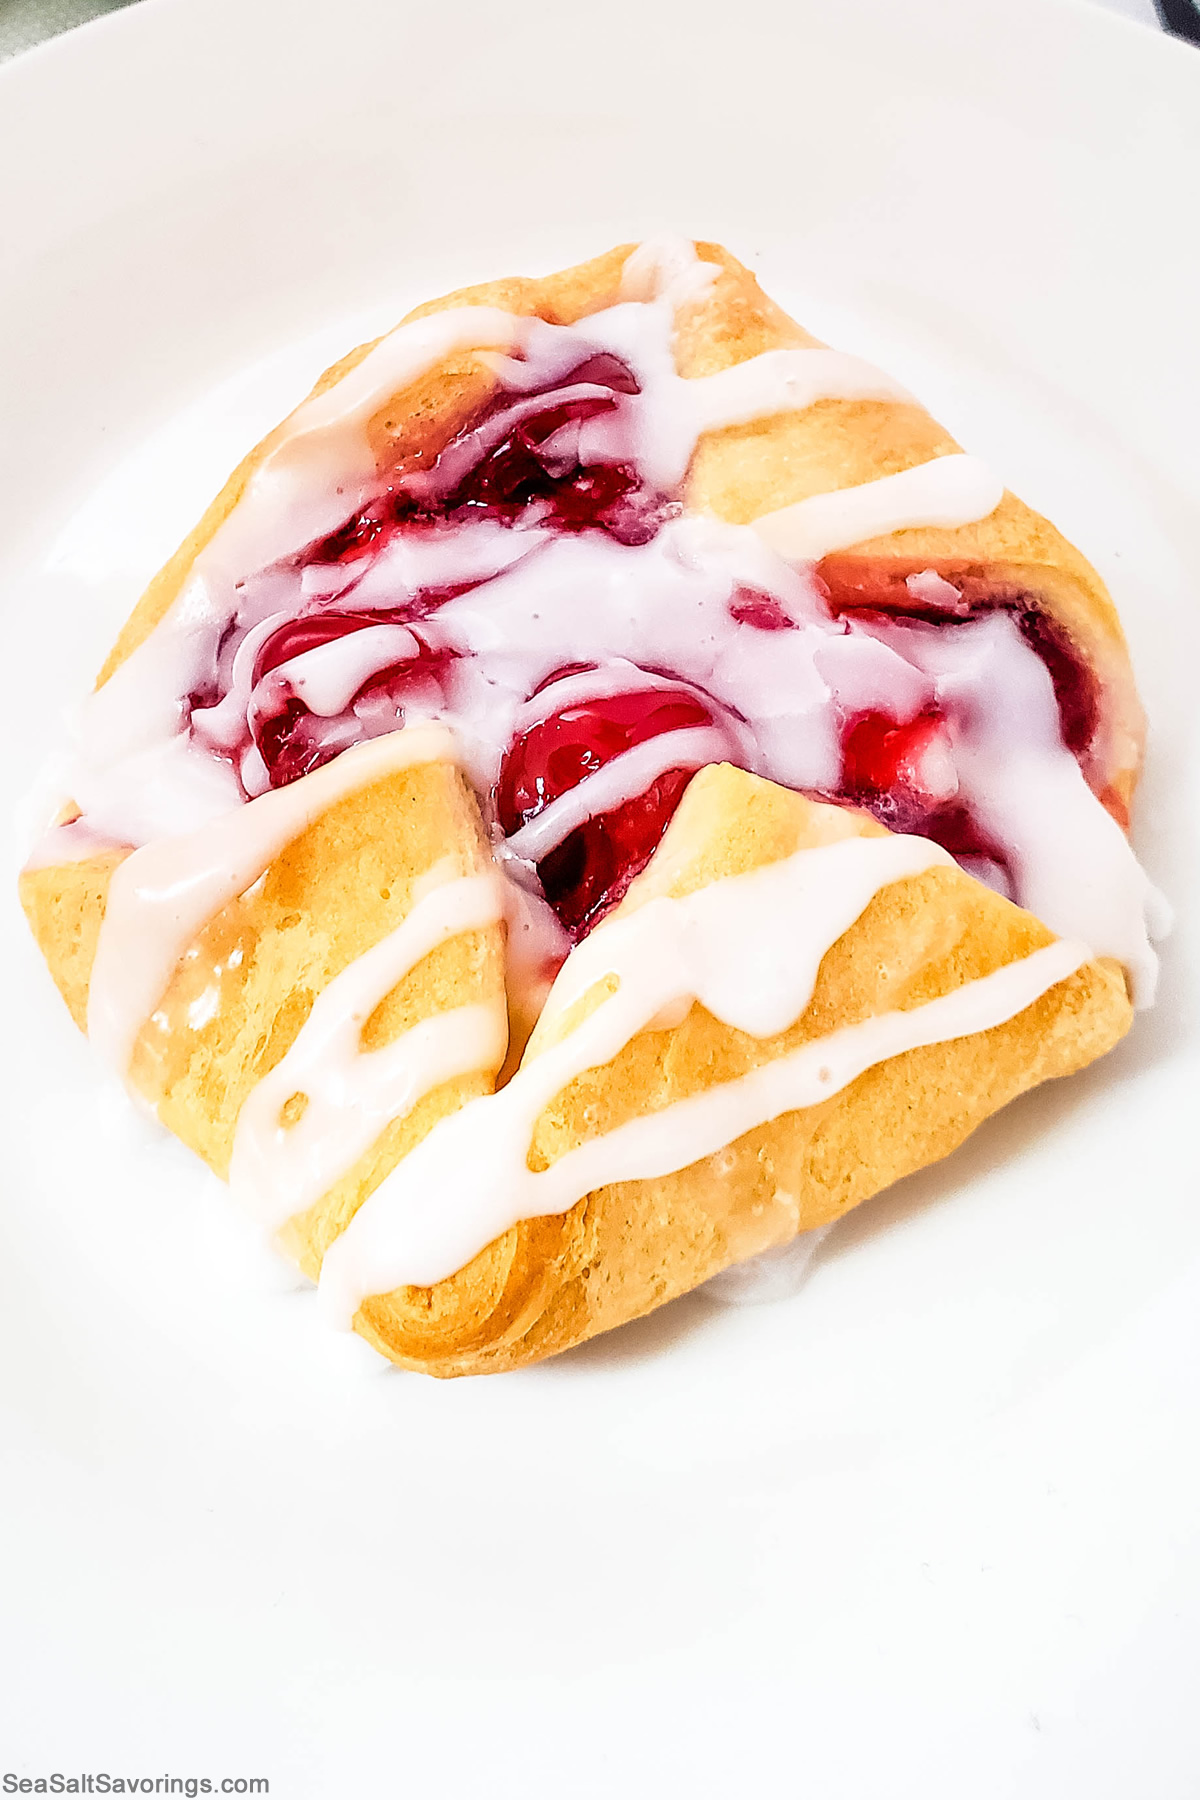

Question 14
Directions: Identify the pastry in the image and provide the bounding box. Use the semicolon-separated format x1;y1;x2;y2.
19;238;1164;1375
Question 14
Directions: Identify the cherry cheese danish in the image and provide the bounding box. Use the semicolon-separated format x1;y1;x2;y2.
20;239;1159;1375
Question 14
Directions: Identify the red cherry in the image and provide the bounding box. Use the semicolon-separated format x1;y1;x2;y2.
253;699;332;789
538;768;698;937
837;707;1009;870
304;352;664;564
819;556;1099;765
840;709;942;797
497;686;715;832
248;610;448;789
252;611;389;685
498;683;721;937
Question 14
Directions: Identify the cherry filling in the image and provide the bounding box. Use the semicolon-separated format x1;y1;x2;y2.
309;352;671;564
841;709;943;805
236;352;680;799
837;708;1006;869
497;685;720;938
817;557;1101;768
252;610;402;681
814;553;1108;875
196;343;1105;941
249;611;455;788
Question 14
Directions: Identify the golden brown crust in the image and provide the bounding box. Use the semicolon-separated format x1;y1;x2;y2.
25;238;1144;992
677;245;1142;810
160;762;507;1277
27;761;508;1291
20;851;121;1033
353;765;1131;1376
18;242;1143;1376
93;238;1143;806
96;244;637;684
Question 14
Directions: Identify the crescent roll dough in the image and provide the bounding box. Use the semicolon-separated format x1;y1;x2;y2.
348;765;1129;1376
19;240;1147;1375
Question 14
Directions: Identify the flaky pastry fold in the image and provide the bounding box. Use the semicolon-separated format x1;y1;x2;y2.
20;243;1142;1374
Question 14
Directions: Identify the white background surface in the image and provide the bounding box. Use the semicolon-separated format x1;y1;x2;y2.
1093;0;1161;19
0;0;1175;64
1;1;1198;1795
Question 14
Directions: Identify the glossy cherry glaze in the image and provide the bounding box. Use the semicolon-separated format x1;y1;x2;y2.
497;685;719;938
199;358;1099;937
836;707;1006;867
816;557;1100;765
310;354;673;563
252;641;454;789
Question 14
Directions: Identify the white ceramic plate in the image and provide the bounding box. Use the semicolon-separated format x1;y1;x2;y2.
2;1;1198;1794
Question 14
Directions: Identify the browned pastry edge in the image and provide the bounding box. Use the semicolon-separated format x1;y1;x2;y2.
23;240;1144;1025
16;244;1141;1375
107;245;1142;794
349;764;1131;1376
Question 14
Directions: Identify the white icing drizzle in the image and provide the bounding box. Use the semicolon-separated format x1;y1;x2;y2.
23;814;128;871
619;237;721;307
317;832;1089;1316
69;654;247;846
403;382;617;500
191;610;304;753
538;832;952;1035
229;868;507;1230
418;518;839;798
509;660;704;732
700;1223;833;1305
33;225;1159;1251
319;517;549;610
906;568;966;609
685;346;912;434
267;625;421;719
49;260;937;852
210;307;523;579
750;455;1005;561
87;725;455;1075
484;320;910;496
503;725;733;862
868;611;1165;1004
55;346;535;849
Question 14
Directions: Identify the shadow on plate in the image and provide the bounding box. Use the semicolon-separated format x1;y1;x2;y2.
546;1288;715;1373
